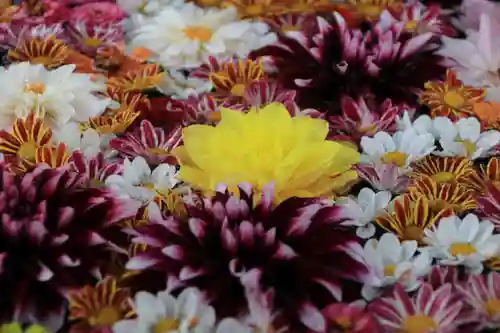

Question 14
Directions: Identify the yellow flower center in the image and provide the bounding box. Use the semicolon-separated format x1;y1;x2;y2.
403;225;424;242
401;315;437;333
153;318;179;333
431;171;455;183
89;306;121;327
449;242;476;256
24;82;46;94
245;4;265;15
429;199;452;213
384;264;396;277
18;142;38;160
83;38;103;48
90;178;105;187
335;316;352;329
358;4;382;17
485;298;500;317
456;139;476;156
381;151;408;167
230;83;246;97
443;91;465;109
404;20;418;31
183;26;213;42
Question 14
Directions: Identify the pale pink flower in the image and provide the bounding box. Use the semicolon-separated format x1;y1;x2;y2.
459;0;500;31
355;162;412;193
70;2;126;26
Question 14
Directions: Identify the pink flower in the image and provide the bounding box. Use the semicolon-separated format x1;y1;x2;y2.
459;0;500;31
355;162;411;193
369;283;462;333
69;2;126;26
309;302;380;333
12;0;70;26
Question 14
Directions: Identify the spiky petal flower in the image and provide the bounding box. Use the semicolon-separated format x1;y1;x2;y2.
369;283;462;333
476;183;500;229
355;162;411;193
7;37;70;69
125;183;371;330
314;302;381;333
69;151;123;188
0;163;138;322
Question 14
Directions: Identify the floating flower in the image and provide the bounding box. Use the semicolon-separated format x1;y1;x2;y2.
173;103;360;202
423;214;500;273
107;65;164;93
113;288;216;333
128;3;276;68
69;2;126;26
125;183;371;329
7;37;69;69
70;151;123;188
476;183;500;228
369;283;462;333
345;0;402;22
356;162;411;193
314;302;380;333
35;142;72;169
376;194;453;244
360;129;435;168
0;323;51;333
410;156;479;189
176;93;222;125
0;62;110;130
473;100;500;130
420;70;485;120
156;70;212;100
68;277;134;333
66;21;124;57
362;233;431;300
110;120;182;166
0;163;138;323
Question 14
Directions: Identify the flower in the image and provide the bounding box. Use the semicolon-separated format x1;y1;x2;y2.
420;70;485;120
7;37;70;69
0;323;51;333
423;214;500;273
340;187;392;238
376;194;453;244
361;233;431;300
476;183;500;228
112;288;216;333
53;122;105;159
128;3;276;68
328;96;405;142
172;103;360;203
456;271;500;330
66;21;124;57
125;183;371;329
107;65;164;93
0;62;110;129
69;2;126;26
175;93;222;125
473;100;500;130
70;151;123;188
369;283;462;333
356;162;411;193
110;120;182;166
438;14;500;101
105;157;179;204
410;156;479;189
314;302;380;333
0;163;138;323
68;277;134;333
156;70;212;100
360;129;435;168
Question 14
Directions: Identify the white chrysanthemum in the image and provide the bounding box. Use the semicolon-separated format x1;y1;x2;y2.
156;70;213;99
118;0;185;15
423;214;500;274
105;157;179;204
113;287;216;333
431;117;500;159
0;62;110;130
340;187;392;239
360;129;435;167
128;3;276;68
53;122;115;159
361;233;431;301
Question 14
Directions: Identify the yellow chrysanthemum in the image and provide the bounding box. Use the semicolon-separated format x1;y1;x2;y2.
173;103;360;203
0;323;50;333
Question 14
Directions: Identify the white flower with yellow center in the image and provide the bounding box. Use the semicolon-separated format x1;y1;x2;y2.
361;233;431;301
156;70;213;100
128;3;276;68
360;129;435;168
0;62;110;130
113;288;216;333
432;116;500;159
423;214;500;274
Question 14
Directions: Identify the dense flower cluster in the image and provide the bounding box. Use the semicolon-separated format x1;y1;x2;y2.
2;0;500;332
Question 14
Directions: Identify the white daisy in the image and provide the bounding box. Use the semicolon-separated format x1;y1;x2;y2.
128;3;276;68
0;62;110;130
113;287;216;333
432;116;500;159
53;122;115;159
340;187;392;239
396;112;438;137
361;233;431;301
156;70;213;100
423;214;500;274
360;128;435;167
105;157;179;204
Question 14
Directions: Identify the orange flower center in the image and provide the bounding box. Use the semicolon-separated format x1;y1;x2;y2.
384;263;396;277
89;306;121;327
403;225;424;242
230;83;246;97
401;315;436;333
381;151;408;167
431;171;455;184
443;91;465;109
335;316;352;329
429;199;452;213
24;82;46;94
485;298;500;317
183;26;213;42
17;141;38;160
449;242;476;256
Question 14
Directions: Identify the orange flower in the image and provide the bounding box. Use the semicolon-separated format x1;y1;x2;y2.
420;70;485;120
96;46;149;76
221;0;336;17
345;0;402;22
107;64;165;92
473;101;500;130
210;58;265;99
68;277;134;333
8;38;70;69
36;143;71;168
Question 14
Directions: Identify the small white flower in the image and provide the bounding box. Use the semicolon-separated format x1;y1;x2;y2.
396;112;438;137
423;214;500;274
53;122;114;158
105;157;179;204
0;62;110;130
360;128;435;167
340;187;392;239
432;117;500;159
129;3;276;68
361;233;431;300
156;70;213;100
113;287;216;333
